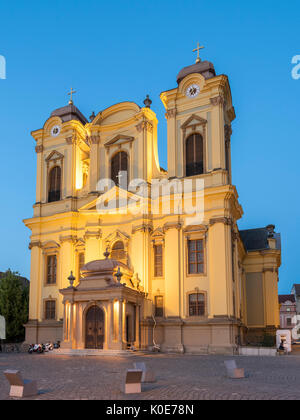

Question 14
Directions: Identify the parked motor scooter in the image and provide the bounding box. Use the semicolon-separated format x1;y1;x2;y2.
42;342;54;352
28;343;44;354
53;341;60;349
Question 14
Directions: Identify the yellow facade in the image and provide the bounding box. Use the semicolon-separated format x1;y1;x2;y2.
24;59;281;353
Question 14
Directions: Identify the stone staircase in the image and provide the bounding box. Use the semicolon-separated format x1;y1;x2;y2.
48;348;137;357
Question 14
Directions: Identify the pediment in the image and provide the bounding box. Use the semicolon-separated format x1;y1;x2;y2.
104;134;134;148
45;150;64;162
151;228;164;239
105;230;130;244
181;114;207;129
78;186;147;214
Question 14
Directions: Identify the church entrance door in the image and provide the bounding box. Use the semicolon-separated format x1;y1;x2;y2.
85;305;105;349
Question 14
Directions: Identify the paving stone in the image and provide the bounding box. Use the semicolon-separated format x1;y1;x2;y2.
1;353;300;400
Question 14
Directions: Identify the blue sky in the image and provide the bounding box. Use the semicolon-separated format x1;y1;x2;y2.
0;0;299;293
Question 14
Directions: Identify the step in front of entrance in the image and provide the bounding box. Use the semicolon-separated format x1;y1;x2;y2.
48;349;136;357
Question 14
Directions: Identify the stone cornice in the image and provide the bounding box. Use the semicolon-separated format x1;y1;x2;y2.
209;217;232;226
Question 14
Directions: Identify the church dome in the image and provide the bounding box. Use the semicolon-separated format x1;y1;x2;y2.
50;104;88;125
177;61;216;84
81;258;131;278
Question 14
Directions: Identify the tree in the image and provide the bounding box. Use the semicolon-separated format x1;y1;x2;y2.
0;270;29;342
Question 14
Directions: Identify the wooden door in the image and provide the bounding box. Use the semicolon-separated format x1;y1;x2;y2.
85;306;105;349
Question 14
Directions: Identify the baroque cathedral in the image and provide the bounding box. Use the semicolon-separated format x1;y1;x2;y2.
24;49;281;354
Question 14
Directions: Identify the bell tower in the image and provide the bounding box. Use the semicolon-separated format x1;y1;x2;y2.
160;45;235;185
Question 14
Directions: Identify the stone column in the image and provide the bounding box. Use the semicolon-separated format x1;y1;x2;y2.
118;299;124;349
166;109;177;178
208;218;233;318
122;300;127;345
210;96;225;170
58;237;74;320
28;242;42;321
35;144;43;203
63;302;67;341
88;135;100;193
164;223;181;317
135;303;140;349
69;301;74;349
109;299;114;348
65;135;77;198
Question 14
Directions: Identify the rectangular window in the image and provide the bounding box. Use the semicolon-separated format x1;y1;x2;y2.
188;239;204;274
189;293;205;317
154;244;163;277
45;300;56;320
155;296;164;317
47;255;57;285
287;318;292;327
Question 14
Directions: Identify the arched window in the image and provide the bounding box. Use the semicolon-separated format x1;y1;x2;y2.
111;241;126;261
185;134;204;177
48;166;61;202
111;151;128;188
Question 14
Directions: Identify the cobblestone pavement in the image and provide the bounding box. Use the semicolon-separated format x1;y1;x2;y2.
1;352;300;400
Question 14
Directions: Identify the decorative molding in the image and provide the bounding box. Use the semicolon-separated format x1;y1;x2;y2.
227;106;236;122
183;224;208;233
59;235;77;244
104;134;134;148
29;241;41;250
135;121;153;134
224;124;232;143
89;135;100;145
209;217;232;226
135;122;144;133
163;222;182;232
132;223;153;234
151;227;165;238
165;108;177;119
45;150;64;162
263;267;275;273
105;230;130;246
231;230;239;241
210;96;224;106
181;114;207;130
66;135;77;145
35;145;43;153
84;229;102;240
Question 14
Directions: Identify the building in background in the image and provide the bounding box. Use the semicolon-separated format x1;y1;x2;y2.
291;285;300;314
278;295;297;330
